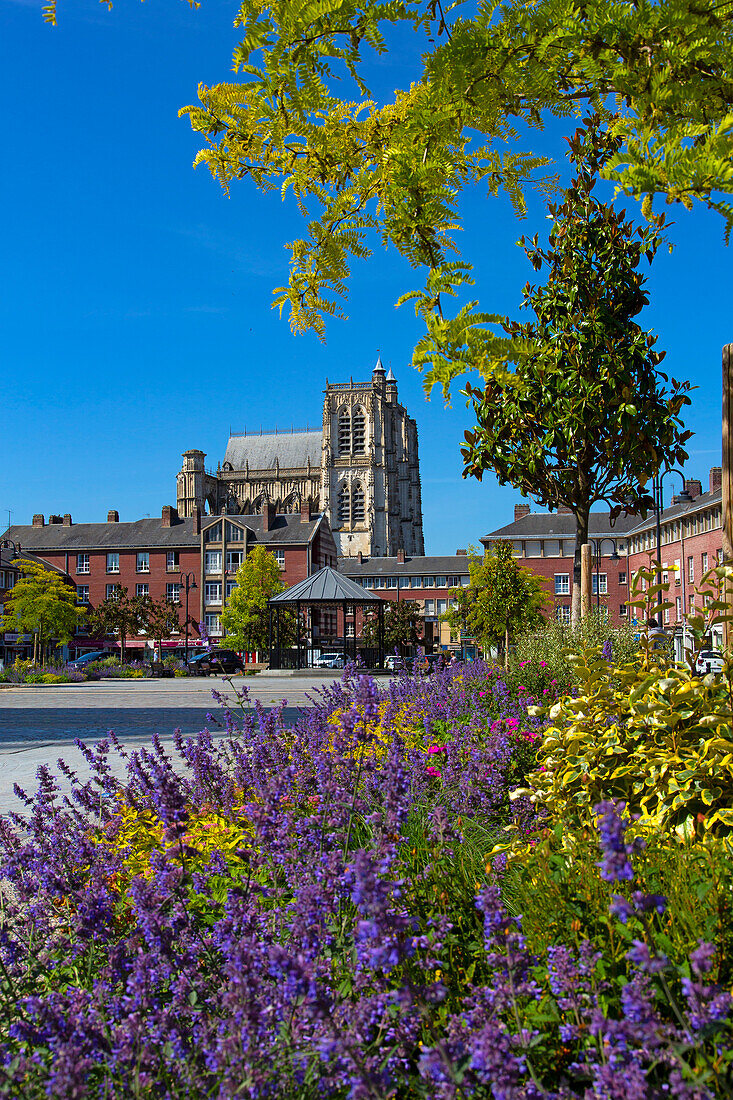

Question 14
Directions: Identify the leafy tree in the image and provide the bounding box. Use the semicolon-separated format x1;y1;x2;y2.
88;586;148;663
461;119;692;621
177;0;733;393
0;559;84;664
444;543;547;666
221;545;289;653
139;595;182;661
360;599;423;653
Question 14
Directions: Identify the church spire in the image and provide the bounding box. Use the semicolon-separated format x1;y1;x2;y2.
372;353;386;382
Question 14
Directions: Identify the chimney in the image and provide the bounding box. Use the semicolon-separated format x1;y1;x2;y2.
514;503;531;521
557;505;574;515
397;548;405;564
62;514;72;527
191;505;201;535
684;479;702;500
32;514;45;527
456;548;467;556
48;514;62;525
107;510;119;523
262;500;276;532
300;499;311;524
161;505;178;528
710;467;722;494
357;550;363;564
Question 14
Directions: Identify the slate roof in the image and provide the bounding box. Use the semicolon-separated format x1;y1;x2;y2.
339;555;472;576
1;519;200;552
0;549;66;575
625;488;722;534
223;431;323;471
270;566;384;604
482;511;636;542
202;514;326;546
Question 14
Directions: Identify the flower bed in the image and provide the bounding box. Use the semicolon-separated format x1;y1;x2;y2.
0;661;730;1097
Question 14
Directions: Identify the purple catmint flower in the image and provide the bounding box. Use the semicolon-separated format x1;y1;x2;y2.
595;800;645;882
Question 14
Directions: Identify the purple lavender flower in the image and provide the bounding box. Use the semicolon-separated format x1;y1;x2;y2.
595;799;645;882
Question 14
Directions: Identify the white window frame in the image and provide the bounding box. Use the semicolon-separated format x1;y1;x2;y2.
106;552;119;574
554;574;570;596
166;583;181;604
226;550;244;572
205;550;222;574
592;573;608;596
273;549;286;569
136;552;150;574
556;605;571;623
76;585;89;604
77;553;90;575
166;551;179;572
136;583;149;598
204;612;221;635
205;582;222;605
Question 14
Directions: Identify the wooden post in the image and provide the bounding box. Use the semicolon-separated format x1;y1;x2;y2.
581;543;592;619
722;345;733;653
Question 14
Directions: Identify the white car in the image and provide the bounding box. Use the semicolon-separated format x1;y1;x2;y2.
384;654;404;672
695;649;725;675
313;652;345;669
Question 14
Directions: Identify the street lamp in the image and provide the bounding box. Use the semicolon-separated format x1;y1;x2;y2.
653;470;692;589
0;538;22;558
589;538;620;610
178;571;198;666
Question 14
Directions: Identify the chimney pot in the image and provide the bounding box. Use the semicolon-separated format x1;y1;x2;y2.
48;514;62;525
262;500;276;531
397;548;405;564
557;505;574;515
456;548;467;556
710;466;722;494
685;479;702;500
62;513;72;526
514;503;531;521
300;499;310;523
107;510;119;523
32;514;45;527
357;550;363;564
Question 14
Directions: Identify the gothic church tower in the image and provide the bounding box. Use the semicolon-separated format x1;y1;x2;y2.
322;359;424;558
176;356;425;559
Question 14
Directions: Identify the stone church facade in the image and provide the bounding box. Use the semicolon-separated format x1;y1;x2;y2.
176;358;425;558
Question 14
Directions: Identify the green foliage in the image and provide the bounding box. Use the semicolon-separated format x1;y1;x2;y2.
178;0;733;392
221;545;289;652
517;566;733;852
504;823;733;986
88;586;148;663
0;559;84;664
511;610;640;696
360;598;423;651
139;595;181;658
462;118;691;618
444;542;547;660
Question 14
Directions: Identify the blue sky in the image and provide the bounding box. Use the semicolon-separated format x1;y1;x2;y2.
1;0;727;552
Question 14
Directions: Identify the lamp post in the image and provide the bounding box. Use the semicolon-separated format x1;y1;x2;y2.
589;538;620;611
652;472;692;618
0;538;22;557
178;571;197;666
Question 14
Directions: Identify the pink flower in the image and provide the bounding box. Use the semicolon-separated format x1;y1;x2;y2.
427;745;447;755
540;661;547;668
426;766;442;778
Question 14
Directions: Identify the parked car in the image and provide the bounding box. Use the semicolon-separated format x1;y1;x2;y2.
384;654;404;672
695;649;725;675
67;650;112;670
188;649;245;676
313;652;345;669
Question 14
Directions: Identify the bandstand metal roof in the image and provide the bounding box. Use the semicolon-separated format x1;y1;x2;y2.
269;566;384;605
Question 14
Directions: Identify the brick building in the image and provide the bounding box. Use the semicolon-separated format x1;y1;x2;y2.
481;505;636;624
481;468;725;648
339;550;473;652
2;501;337;655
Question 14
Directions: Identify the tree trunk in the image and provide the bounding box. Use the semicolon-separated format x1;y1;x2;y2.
572;506;590;625
504;625;510;670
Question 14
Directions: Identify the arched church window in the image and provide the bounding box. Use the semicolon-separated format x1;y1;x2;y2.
352;482;365;523
351;408;366;454
338;482;351;523
338;408;351;455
